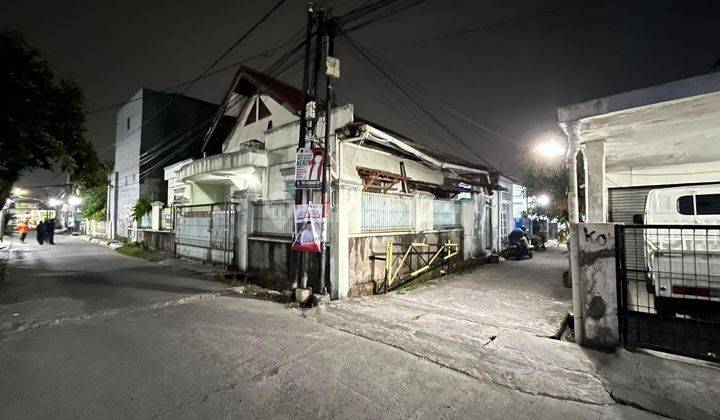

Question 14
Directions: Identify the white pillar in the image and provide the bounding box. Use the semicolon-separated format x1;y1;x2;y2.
331;182;361;299
565;121;584;345
413;192;434;232
235;195;255;271
460;198;475;260
151;201;164;231
584;139;607;223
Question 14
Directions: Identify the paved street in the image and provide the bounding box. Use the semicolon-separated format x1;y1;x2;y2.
0;236;717;419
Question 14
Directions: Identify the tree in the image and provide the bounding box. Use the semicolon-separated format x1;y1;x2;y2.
77;182;108;221
131;198;152;222
0;30;104;206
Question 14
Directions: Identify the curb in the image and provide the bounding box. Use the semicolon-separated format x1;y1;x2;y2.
78;235;123;250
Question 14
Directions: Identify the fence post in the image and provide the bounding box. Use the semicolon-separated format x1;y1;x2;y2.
236;195;254;271
460;198;474;260
151;201;164;231
414;192;434;232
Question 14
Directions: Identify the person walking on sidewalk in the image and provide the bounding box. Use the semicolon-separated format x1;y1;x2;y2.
17;220;30;243
45;218;55;245
36;220;45;245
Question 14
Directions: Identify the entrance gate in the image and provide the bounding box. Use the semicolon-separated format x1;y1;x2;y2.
616;224;720;362
174;201;236;267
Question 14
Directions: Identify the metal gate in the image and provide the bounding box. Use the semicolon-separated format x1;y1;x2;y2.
174;201;236;267
616;224;720;362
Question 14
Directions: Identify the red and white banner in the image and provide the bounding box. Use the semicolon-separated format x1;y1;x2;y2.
294;147;324;189
292;204;324;253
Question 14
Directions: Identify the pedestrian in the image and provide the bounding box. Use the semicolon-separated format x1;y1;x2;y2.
36;220;45;245
17;220;30;243
45;218;55;245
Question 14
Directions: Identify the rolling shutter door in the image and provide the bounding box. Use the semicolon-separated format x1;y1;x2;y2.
608;187;652;223
609;187;653;277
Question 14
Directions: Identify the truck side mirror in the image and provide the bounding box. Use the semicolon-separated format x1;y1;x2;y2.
632;214;644;225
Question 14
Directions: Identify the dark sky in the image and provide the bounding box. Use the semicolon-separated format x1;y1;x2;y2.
4;0;720;186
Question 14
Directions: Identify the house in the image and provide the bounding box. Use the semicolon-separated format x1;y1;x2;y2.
108;88;226;239
164;66;517;298
559;71;720;360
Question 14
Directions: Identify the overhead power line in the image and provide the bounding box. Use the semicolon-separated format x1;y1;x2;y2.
344;34;497;171
97;0;289;157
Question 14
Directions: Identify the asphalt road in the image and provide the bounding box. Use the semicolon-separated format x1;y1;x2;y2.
0;235;662;419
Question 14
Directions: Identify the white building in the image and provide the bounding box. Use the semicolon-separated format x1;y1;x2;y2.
164;67;518;298
108;88;220;239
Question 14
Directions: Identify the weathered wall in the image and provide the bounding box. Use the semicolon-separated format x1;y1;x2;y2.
136;229;174;253
348;229;464;297
247;238;328;293
576;222;619;350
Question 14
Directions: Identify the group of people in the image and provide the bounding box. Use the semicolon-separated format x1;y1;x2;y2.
16;219;56;245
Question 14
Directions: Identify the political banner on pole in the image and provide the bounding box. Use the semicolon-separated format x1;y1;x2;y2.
292;204;324;253
294;147;324;189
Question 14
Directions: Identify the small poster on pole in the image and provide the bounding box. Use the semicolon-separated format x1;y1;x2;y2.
295;147;324;189
292;204;324;253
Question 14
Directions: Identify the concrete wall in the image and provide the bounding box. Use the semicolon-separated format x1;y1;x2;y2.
136;229;173;253
347;229;464;297
111;90;143;238
575;222;619;350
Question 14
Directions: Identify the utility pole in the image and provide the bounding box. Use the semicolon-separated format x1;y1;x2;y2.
319;13;336;296
294;4;316;291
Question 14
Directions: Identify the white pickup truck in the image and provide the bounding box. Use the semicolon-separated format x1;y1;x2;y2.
641;184;720;316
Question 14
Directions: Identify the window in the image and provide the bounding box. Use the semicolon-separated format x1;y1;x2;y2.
258;98;272;119
126;117;131;130
677;195;694;215
244;101;257;126
696;194;720;215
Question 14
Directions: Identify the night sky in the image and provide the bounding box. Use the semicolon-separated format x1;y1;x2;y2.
4;0;720;186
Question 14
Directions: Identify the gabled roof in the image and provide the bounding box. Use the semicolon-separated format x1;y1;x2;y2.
216;67;491;174
233;66;304;113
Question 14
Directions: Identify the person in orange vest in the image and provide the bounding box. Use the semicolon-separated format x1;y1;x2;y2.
17;219;30;243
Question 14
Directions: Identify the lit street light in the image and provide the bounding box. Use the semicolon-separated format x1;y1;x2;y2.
535;142;566;158
536;194;551;207
68;196;82;206
49;198;63;207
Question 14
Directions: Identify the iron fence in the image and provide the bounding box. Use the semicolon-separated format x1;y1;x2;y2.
361;192;413;233
433;200;461;229
617;224;720;362
174;201;236;266
252;200;293;237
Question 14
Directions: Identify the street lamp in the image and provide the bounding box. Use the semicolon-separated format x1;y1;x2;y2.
536;194;551;207
534;142;566;158
68;196;82;206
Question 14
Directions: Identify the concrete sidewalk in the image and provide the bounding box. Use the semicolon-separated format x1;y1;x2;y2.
305;246;720;419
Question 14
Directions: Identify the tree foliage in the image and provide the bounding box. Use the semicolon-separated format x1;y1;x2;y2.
131;198;152;222
77;182;108;221
521;148;585;224
0;30;104;204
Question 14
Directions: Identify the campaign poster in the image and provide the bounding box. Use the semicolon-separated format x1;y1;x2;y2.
292;204;324;253
294;147;324;189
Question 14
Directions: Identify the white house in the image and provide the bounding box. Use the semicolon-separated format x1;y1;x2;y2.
164;67;517;298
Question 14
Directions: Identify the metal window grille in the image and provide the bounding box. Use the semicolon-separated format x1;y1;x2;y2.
361;191;413;233
433;200;461;229
500;203;510;240
252;200;293;237
617;224;720;362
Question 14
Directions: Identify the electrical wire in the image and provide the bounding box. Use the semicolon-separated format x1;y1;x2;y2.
344;34;497;171
97;0;289;157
